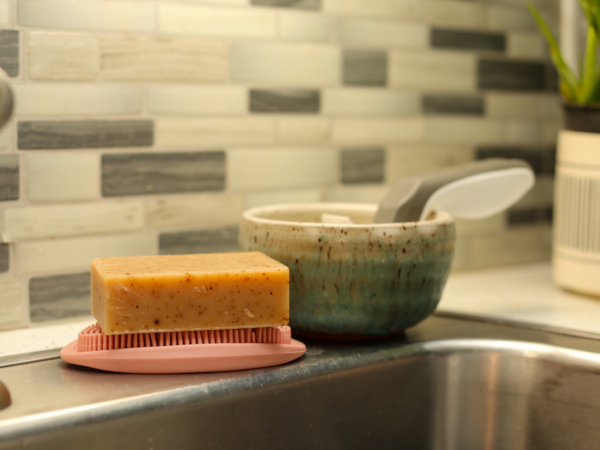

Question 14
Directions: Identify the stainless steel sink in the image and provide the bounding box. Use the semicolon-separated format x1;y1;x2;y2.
1;312;600;449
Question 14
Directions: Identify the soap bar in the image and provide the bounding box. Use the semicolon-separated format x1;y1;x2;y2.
91;252;289;335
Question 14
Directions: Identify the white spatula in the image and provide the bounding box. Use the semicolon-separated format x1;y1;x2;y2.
321;159;535;224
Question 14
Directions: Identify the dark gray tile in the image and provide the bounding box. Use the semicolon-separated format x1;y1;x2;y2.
250;89;320;113
545;64;559;91
251;0;320;9
0;155;19;201
0;30;19;77
422;94;484;115
507;206;553;227
343;49;387;87
102;151;225;197
341;148;385;184
478;59;545;91
17;120;153;150
160;227;239;255
30;272;91;323
476;146;556;175
431;28;505;52
0;243;8;273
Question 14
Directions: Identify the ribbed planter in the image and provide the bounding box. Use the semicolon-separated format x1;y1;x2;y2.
553;104;600;297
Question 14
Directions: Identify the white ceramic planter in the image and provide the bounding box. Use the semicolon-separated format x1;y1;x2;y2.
554;129;600;297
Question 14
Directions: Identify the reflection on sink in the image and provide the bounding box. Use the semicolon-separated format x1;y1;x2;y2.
418;339;600;450
0;314;600;449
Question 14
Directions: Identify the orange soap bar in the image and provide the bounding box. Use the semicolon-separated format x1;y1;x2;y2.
91;252;289;335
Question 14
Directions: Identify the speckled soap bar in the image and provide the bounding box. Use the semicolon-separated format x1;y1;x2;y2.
91;252;289;335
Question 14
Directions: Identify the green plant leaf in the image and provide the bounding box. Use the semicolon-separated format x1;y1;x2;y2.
588;72;600;103
528;4;580;103
581;25;598;103
578;0;600;42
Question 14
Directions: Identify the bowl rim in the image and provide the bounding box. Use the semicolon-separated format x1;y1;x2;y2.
242;202;454;229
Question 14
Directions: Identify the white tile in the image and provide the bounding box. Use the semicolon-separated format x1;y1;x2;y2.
16;232;158;274
322;89;420;116
159;4;276;38
27;32;99;81
146;193;245;230
3;201;144;242
279;12;331;42
0;278;24;330
17;0;155;32
425;118;505;144
245;188;322;209
333;118;424;145
390;50;476;92
451;214;508;270
386;144;474;181
27;153;99;203
148;86;245;116
454;214;505;238
424;0;486;28
322;185;389;204
506;121;540;144
507;32;547;59
228;147;336;191
487;5;536;31
186;0;248;4
231;42;339;86
0;0;10;24
486;93;561;120
14;84;143;116
156;117;275;149
467;225;552;269
101;35;228;83
277;117;330;144
336;17;427;49
0;121;12;150
324;0;422;20
450;234;471;272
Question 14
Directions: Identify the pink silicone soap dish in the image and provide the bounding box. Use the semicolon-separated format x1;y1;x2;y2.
60;324;306;374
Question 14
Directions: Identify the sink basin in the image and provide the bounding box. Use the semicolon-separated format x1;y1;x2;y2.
0;313;600;449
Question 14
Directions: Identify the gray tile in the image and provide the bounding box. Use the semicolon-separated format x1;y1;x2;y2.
478;59;545;91
251;0;320;9
341;148;385;184
545;64;559;91
476;146;555;175
0;30;19;77
431;28;505;52
507;206;553;227
17;120;153;150
30;272;91;322
250;89;320;113
423;94;484;115
0;244;8;273
102;151;226;197
0;155;19;201
159;227;239;255
343;49;387;87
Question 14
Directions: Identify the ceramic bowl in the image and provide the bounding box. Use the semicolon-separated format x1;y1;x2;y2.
239;203;456;339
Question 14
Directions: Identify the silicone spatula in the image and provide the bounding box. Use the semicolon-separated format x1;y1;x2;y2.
373;158;534;223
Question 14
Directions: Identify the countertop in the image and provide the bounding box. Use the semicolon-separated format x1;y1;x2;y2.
4;313;600;449
1;262;599;358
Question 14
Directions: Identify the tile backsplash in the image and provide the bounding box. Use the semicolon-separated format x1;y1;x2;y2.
0;0;559;329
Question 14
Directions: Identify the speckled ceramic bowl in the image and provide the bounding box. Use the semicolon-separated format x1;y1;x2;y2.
239;203;456;339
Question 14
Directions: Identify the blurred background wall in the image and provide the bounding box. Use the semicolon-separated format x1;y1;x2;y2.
0;0;560;330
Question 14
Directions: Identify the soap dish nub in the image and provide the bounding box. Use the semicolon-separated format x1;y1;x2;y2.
60;323;306;374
